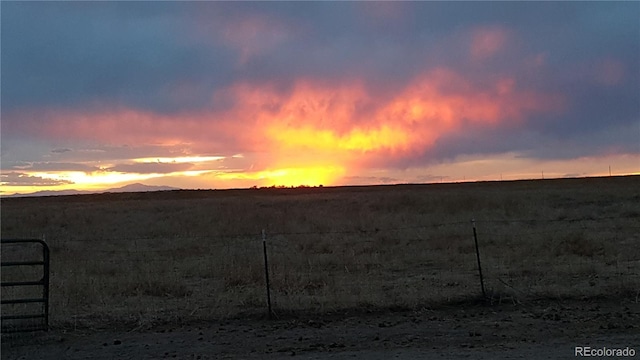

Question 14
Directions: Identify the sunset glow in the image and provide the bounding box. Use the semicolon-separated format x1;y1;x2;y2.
218;166;345;188
2;2;638;196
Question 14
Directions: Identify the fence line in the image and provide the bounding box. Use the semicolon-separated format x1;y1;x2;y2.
4;214;638;329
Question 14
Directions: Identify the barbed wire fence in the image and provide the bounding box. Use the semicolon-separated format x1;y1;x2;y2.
472;217;640;305
3;214;639;329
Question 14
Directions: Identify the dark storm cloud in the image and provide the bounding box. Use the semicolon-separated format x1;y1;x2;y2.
1;1;236;114
394;120;639;169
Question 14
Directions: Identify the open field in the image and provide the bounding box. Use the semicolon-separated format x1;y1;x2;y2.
2;176;640;358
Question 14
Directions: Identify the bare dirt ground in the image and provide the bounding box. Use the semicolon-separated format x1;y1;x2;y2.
3;297;638;360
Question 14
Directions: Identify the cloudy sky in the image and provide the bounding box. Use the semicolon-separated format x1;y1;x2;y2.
1;2;638;194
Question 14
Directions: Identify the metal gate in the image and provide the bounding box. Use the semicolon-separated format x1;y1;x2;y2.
1;239;50;333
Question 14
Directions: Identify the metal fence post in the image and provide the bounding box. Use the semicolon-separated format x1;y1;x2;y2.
472;220;486;298
262;229;273;319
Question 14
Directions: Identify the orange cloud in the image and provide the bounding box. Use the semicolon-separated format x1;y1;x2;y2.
8;66;564;187
227;68;563;167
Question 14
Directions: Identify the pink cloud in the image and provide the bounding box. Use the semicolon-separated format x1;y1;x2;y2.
192;9;298;66
470;26;510;61
359;1;410;24
595;58;625;86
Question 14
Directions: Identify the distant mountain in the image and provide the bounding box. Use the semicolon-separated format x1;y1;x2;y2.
5;183;180;197
7;189;90;197
104;183;180;193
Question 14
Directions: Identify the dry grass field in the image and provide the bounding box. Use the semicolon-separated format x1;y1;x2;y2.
1;175;639;335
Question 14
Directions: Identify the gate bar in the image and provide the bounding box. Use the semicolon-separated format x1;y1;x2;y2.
1;238;50;332
2;314;46;320
2;298;46;304
2;261;46;267
2;280;44;287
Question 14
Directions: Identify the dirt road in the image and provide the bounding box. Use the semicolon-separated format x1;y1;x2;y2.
3;298;638;359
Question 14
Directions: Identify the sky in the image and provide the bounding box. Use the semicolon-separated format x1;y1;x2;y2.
1;2;639;195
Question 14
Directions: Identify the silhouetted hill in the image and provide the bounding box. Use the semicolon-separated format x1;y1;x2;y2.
5;183;180;197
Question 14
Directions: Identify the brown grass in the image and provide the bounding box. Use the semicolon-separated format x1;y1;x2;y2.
1;176;639;330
